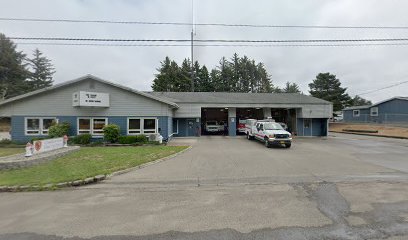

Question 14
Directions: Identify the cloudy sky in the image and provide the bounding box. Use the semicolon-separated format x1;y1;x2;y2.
1;0;408;102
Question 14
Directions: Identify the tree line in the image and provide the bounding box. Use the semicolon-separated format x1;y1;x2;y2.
1;32;370;112
152;54;302;94
152;56;371;111
0;33;55;100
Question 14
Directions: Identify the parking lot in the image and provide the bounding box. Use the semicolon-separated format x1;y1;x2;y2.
1;133;408;240
103;132;408;187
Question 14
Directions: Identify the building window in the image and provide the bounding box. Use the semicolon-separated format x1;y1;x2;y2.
353;110;360;117
370;107;378;116
42;118;56;135
78;118;91;134
93;118;107;135
172;119;178;134
127;118;158;135
144;119;156;134
128;118;141;134
304;119;311;128
77;118;107;136
26;118;40;135
25;117;57;135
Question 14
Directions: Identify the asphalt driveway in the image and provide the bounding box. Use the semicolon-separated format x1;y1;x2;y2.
99;133;408;188
1;133;408;240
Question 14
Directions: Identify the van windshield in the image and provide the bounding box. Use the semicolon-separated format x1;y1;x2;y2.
264;122;284;130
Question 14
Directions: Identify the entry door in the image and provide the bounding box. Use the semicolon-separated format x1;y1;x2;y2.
187;119;196;136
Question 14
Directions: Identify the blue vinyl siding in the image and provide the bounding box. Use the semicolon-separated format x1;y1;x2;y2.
173;118;201;137
11;115;170;143
296;118;328;137
343;109;370;122
343;99;408;123
228;117;237;136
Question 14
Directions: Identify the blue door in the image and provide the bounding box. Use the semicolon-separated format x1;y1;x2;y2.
303;119;312;136
187;119;196;136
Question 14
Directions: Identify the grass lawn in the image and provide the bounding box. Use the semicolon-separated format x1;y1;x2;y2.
0;146;188;186
0;148;24;157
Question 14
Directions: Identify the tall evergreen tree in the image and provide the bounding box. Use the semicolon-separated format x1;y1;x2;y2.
197;65;212;92
309;72;351;111
27;48;55;90
152;56;180;91
0;33;29;99
179;58;193;91
283;81;301;93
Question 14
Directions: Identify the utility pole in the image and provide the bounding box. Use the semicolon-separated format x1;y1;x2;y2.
191;30;194;92
190;0;195;92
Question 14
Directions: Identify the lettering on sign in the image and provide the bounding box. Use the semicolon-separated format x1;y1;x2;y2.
32;137;64;154
72;91;110;107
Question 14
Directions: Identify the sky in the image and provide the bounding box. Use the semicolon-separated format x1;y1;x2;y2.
1;0;408;102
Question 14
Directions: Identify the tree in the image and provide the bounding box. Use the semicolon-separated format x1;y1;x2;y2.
152;56;180;91
179;58;193;91
27;48;55;90
309;72;351;111
151;54;275;93
350;95;372;106
283;81;301;93
0;33;29;99
196;65;212;92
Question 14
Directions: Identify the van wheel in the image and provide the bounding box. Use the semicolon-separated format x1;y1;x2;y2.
265;139;271;148
247;133;252;140
285;143;291;148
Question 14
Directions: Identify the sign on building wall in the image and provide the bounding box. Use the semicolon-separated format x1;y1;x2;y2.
33;137;64;154
72;91;110;107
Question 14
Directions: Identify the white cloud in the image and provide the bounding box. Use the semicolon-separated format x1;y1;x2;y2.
1;0;407;102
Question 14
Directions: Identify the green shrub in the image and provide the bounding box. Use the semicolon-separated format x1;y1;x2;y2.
103;124;121;143
69;134;92;145
48;122;70;138
31;136;51;142
89;140;104;147
118;135;147;144
0;139;12;144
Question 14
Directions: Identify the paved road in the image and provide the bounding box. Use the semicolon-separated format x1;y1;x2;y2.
1;133;408;240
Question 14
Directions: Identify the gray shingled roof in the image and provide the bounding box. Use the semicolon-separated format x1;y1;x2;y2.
147;92;331;104
343;96;408;111
343;105;371;110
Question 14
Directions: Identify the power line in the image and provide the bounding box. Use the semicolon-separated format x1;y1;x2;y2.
357;80;408;96
9;37;408;43
14;42;408;47
1;17;408;29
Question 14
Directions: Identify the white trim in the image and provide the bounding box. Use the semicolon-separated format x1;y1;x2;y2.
370;107;379;117
127;117;158;135
24;117;58;136
127;118;142;135
77;117;108;136
353;110;360;117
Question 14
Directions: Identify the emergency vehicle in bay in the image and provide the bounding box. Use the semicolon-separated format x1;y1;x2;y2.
245;118;292;148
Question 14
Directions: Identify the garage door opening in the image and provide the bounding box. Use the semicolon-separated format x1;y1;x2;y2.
236;108;264;134
270;108;297;133
201;108;228;135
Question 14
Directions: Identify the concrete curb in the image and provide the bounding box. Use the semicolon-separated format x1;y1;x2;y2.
0;146;192;192
0;174;106;192
330;131;408;140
